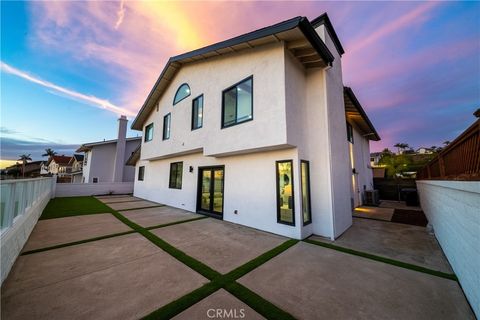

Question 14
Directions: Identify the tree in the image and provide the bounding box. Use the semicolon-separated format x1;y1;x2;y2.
393;143;409;154
443;141;451;146
18;154;32;178
42;148;57;159
381;148;393;155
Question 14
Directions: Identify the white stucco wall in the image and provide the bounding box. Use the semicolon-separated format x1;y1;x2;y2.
82;140;139;183
134;149;304;239
315;24;353;238
284;49;335;239
416;180;480;317
140;42;289;160
55;182;134;197
349;123;374;207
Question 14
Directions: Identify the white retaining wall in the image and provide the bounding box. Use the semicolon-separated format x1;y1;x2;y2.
55;182;134;197
416;180;480;317
1;177;54;283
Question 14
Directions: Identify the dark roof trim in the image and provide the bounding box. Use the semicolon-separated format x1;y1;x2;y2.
310;13;345;56
131;15;335;130
344;87;380;141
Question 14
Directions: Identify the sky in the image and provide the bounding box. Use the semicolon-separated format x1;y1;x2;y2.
1;1;479;166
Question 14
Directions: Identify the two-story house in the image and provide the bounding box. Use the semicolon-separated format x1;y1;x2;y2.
68;154;84;183
129;13;380;240
47;155;73;182
77;116;141;183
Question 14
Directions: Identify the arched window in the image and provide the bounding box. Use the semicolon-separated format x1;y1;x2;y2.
173;83;191;105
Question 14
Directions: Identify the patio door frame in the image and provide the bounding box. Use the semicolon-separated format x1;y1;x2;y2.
196;165;225;219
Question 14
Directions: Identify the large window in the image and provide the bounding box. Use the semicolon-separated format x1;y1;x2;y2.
192;95;203;130
173;83;191;105
276;160;295;226
169;162;183;189
138;166;145;181
222;76;253;128
301;160;312;225
145;123;154;142
347;122;354;143
163;113;171;140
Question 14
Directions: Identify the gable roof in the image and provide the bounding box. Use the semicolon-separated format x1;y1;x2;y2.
131;15;336;131
344;87;380;141
310;13;345;56
76;137;141;152
48;155;72;165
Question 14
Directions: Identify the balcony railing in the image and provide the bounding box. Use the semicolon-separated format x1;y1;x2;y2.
0;177;54;233
418;119;479;181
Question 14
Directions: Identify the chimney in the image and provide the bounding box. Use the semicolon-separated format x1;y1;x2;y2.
113;115;128;182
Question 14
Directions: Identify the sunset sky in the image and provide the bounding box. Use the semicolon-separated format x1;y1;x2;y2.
1;1;479;164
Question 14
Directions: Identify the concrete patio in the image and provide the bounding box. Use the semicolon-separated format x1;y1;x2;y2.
1;195;475;319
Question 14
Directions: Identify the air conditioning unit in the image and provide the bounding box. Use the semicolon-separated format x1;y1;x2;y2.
364;190;380;206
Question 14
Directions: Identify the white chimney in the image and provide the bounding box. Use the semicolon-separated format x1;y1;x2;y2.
113;115;127;182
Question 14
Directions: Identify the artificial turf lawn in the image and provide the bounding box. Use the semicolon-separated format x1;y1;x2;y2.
304;238;457;281
40;196;114;220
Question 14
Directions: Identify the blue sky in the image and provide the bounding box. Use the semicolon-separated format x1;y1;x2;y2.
1;1;479;165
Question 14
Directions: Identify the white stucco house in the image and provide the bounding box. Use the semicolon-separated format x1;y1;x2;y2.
129;13;380;240
77;116;141;183
68;154;84;183
47;155;72;177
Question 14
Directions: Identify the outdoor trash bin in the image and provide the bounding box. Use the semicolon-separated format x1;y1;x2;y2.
401;188;419;206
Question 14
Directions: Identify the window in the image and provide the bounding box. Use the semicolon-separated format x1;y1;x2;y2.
173;83;191;105
222;76;253;128
92;177;98;183
138;166;145;181
276;160;295;225
169;162;183;189
145;123;154;142
192;95;204;130
301;160;312;225
347;122;354;143
84;152;88;165
163;113;171;140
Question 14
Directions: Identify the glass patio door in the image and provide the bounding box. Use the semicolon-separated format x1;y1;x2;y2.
197;167;224;217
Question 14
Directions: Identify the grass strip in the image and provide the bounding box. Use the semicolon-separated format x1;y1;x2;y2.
146;216;209;230
225;282;296;320
304;238;457;281
142;282;222;320
21;230;137;255
223;239;298;282
116;205;165;212
108;210;220;280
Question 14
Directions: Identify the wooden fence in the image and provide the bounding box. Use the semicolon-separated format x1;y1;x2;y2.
417;119;480;180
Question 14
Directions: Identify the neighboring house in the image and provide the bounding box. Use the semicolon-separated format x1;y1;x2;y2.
77;116;141;183
129;13;380;240
416;147;434;154
2;161;44;179
40;162;49;175
47;156;73;182
370;152;382;167
68;154;84;183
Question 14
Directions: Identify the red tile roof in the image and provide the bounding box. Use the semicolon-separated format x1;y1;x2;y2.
50;155;73;165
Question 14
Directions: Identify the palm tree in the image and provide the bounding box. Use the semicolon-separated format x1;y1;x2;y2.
18;154;32;178
42;148;57;159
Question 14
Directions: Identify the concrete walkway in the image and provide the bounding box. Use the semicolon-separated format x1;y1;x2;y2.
1;196;475;319
311;217;452;273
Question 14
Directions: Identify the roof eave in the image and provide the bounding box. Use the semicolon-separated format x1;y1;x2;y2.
130;16;335;131
344;87;381;141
